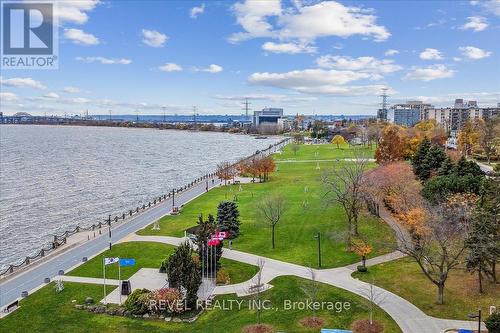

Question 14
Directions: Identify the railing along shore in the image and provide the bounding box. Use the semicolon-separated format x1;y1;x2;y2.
0;138;291;277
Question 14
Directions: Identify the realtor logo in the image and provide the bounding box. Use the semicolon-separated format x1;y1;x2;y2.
1;1;58;69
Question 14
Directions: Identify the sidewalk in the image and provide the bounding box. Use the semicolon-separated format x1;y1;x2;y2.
126;234;482;333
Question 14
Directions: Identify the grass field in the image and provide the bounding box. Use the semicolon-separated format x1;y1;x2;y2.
275;143;375;161
352;257;500;320
138;143;395;268
0;276;402;333
67;242;258;284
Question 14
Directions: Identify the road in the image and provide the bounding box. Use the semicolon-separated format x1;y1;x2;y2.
0;175;222;310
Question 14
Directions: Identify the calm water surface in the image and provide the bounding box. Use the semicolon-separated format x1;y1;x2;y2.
0;125;280;267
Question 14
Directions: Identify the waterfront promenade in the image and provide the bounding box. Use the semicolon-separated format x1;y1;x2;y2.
0;174;222;311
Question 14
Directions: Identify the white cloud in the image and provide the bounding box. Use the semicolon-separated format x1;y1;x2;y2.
76;56;132;65
43;92;60;99
55;0;100;25
141;29;168;48
459;46;492;59
315;55;402;76
384;49;399;56
419;48;443;60
158;63;183;72
63;87;81;93
190;3;205;19
470;0;500;17
404;64;455;81
64;28;99;45
214;94;317;102
229;0;389;43
194;64;223;73
247;68;390;96
460;16;488;31
262;41;316;54
0;92;18;101
0;77;46;89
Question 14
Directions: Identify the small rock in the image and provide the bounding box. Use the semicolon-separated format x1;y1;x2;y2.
71;299;77;303
164;317;172;322
142;313;150;318
172;317;182;323
84;297;94;305
74;304;84;310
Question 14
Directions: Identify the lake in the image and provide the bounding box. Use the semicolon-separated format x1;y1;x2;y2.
0;125;280;268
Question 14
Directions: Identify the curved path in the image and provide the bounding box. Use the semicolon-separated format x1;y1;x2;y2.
125;234;482;333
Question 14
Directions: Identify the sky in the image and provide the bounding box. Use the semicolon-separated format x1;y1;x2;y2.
1;0;499;116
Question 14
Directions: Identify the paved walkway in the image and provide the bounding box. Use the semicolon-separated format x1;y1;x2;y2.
126;234;482;333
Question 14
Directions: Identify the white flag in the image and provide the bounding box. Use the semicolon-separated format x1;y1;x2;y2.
104;257;119;265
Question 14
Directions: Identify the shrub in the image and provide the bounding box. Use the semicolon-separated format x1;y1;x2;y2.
216;268;230;285
242;324;273;333
351;319;384;333
299;316;325;328
150;288;185;314
485;312;500;333
357;265;368;273
124;288;151;315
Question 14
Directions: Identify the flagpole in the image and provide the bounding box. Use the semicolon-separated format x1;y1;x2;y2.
103;257;107;305
118;258;121;305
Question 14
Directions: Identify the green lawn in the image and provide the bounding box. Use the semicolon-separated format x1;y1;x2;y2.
275;143;375;161
138;144;396;268
67;242;257;284
0;276;402;333
352;257;500;320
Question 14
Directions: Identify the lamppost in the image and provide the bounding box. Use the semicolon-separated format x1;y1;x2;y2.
313;232;321;268
105;214;112;250
467;309;481;333
172;189;175;208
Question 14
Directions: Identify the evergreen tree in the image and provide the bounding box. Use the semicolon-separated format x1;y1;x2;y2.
165;241;201;307
453;156;483;177
411;137;431;181
424;144;447;175
465;215;496;293
437;155;454;176
217;201;241;238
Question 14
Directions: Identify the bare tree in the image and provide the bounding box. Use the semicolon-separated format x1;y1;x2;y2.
359;278;387;326
395;201;472;304
291;143;301;156
248;259;266;324
257;193;286;249
301;268;320;318
322;154;367;249
216;161;236;186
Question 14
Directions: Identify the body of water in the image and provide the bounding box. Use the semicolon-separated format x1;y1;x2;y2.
0;125;280;268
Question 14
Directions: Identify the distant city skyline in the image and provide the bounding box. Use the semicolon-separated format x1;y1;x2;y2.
1;0;499;116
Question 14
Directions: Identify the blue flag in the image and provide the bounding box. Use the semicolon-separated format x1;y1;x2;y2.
119;258;136;267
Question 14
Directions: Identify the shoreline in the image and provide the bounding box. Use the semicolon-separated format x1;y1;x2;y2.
0;138;290;278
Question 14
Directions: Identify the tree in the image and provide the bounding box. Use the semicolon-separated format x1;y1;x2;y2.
258;156;276;182
485;312;500;333
458;119;483;157
411;137;431;181
479;116;500;163
331;135;346;148
437;155;454;176
323;155;367;249
217;201;241;238
257;193;286;249
249;259;266;325
311;120;328;139
291;144;300;156
216;161;236;186
374;125;406;164
165;241;201;307
351;238;372;268
361;162;422;216
395;198;474;304
465;214;497;293
367;123;383;148
453;156;483;177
